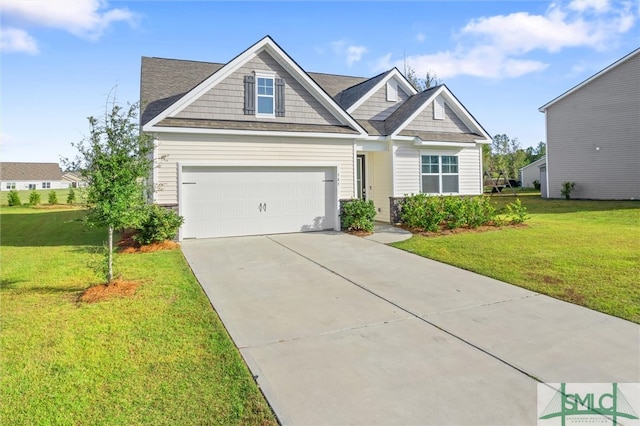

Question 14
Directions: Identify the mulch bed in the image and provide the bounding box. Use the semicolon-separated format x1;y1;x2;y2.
78;231;179;303
399;222;527;237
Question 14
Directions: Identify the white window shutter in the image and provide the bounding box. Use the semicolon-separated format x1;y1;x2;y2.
386;80;398;102
434;96;445;120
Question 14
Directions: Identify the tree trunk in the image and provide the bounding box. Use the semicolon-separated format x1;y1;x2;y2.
107;225;113;283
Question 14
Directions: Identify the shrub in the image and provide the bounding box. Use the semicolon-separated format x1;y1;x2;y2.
533;179;541;190
133;204;184;245
67;188;76;204
7;190;21;206
342;199;376;232
29;190;41;206
561;182;575;200
48;190;58;205
505;198;529;224
401;194;497;231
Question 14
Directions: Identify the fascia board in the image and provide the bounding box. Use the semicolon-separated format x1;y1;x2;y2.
391;86;443;137
346;68;418;114
439;88;492;141
142;125;365;139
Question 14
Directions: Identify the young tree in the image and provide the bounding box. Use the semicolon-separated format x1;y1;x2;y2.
525;141;546;163
66;96;154;283
404;64;443;91
490;134;527;180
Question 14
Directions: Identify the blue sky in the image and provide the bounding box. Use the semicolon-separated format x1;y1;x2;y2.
1;0;638;163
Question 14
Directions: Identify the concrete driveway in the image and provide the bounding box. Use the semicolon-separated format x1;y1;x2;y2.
181;231;640;425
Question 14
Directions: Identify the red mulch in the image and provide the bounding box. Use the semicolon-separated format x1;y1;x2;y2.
116;230;180;253
78;279;140;303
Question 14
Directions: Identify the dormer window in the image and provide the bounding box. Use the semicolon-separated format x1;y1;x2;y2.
244;73;286;118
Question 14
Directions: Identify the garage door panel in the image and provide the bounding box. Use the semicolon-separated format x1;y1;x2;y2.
181;166;337;239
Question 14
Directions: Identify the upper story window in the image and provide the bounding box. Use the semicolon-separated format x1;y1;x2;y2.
257;76;274;116
244;73;286;118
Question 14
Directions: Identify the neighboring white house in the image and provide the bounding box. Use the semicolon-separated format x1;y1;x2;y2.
539;48;639;199
62;172;88;188
141;36;491;239
519;157;546;189
0;162;67;191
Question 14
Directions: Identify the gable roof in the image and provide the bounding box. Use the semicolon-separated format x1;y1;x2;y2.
388;85;491;142
336;70;392;110
343;68;418;113
539;48;640;112
1;162;63;181
519;156;546;172
143;36;366;136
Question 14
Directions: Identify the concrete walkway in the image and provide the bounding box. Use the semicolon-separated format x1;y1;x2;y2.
181;231;639;425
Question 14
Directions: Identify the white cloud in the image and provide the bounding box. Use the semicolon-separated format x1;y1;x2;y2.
0;0;137;53
0;28;38;54
375;0;636;80
332;40;368;66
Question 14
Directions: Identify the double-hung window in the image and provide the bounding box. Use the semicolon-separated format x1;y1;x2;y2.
6;182;15;190
421;155;459;194
42;182;51;189
256;75;274;116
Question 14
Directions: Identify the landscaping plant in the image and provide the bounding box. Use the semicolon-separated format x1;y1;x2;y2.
48;190;58;205
7;190;21;206
67;188;76;204
561;181;576;200
400;194;498;232
64;95;154;283
505;198;529;224
342;199;376;232
133;204;184;245
28;190;41;206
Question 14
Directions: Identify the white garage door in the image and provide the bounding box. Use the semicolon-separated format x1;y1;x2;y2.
181;166;337;239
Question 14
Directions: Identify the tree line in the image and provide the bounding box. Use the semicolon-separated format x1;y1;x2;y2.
483;135;545;181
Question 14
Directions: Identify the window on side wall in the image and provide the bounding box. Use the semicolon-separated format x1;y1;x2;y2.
6;182;16;190
421;155;459;194
28;184;36;190
42;182;51;189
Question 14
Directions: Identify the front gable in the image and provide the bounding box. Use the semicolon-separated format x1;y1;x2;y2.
144;36;365;136
346;69;417;121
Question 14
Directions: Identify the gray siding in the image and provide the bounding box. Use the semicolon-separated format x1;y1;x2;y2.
176;51;341;126
546;53;640;199
351;83;410;121
404;99;471;133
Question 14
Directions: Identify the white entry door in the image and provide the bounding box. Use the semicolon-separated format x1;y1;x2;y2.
180;166;337;239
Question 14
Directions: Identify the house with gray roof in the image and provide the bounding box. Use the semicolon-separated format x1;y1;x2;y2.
0;162;67;191
539;48;639;200
141;36;491;239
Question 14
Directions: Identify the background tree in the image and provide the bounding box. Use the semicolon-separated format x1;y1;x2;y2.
65;96;154;283
489;134;527;180
525;141;546;163
404;64;443;91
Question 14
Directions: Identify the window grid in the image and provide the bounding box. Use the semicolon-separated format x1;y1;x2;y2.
257;77;274;115
421;155;459;194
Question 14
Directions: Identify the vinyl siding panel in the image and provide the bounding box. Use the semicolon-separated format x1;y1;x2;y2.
369;150;393;222
405;101;471;133
352;83;410;121
153;133;354;205
546;53;640;199
393;142;482;196
176;51;341;126
394;142;420;196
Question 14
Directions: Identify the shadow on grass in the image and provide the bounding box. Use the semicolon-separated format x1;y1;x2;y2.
1;210;105;247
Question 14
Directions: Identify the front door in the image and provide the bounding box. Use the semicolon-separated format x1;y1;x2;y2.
356;154;366;200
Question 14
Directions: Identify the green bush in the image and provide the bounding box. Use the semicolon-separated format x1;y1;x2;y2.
48;190;58;205
7;190;21;206
29;190;41;206
400;195;498;232
505;198;529;224
67;188;76;204
533;179;541;190
561;181;575;200
133;204;184;245
342;199;376;232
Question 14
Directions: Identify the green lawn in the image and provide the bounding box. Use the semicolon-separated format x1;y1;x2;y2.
393;194;640;323
0;207;276;425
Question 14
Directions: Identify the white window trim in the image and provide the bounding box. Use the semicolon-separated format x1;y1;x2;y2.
420;154;460;194
255;71;276;118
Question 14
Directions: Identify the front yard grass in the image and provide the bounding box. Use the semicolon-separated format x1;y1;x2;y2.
0;207;276;425
392;195;640;323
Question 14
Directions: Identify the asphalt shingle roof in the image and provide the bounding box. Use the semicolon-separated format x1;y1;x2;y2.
1;162;63;181
384;86;440;134
334;70;391;110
